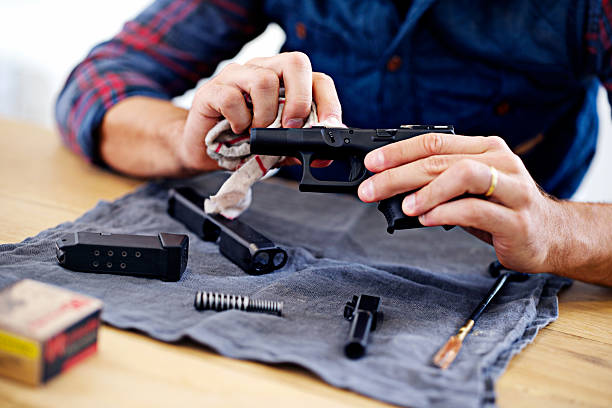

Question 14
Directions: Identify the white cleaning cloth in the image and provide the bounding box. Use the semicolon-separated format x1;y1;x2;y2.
204;98;320;219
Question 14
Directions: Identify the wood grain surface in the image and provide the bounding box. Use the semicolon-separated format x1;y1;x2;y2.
0;117;610;407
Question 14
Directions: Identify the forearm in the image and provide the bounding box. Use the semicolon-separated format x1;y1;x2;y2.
546;201;612;285
100;96;218;178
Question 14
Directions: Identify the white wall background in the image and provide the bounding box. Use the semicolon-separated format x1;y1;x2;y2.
0;0;610;201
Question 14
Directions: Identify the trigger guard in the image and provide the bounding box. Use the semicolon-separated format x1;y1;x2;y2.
297;152;320;189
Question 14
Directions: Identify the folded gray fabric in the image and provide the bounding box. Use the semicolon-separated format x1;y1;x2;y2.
0;172;570;407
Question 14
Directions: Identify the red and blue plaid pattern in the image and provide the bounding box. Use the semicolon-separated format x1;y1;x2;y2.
55;0;265;163
56;0;612;166
585;1;612;95
593;0;612;94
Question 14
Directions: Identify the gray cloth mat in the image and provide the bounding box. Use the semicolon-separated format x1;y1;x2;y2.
0;172;570;407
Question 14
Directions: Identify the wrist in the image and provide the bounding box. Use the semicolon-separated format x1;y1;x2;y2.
538;198;605;280
542;200;612;285
537;197;572;275
100;97;207;178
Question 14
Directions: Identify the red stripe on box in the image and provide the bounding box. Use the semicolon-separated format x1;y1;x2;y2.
61;343;98;373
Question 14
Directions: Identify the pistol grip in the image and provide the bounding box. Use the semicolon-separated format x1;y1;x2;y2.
378;193;456;233
378;193;424;233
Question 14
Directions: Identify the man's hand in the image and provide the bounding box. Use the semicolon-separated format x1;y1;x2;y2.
357;133;567;274
100;52;341;177
178;52;342;171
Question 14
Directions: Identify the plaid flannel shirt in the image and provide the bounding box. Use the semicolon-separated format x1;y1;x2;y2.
56;0;612;197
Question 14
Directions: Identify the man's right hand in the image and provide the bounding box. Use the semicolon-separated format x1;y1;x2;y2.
99;52;342;178
177;52;343;172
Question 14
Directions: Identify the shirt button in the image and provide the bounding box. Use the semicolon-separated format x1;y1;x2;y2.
295;22;307;40
495;101;511;116
386;55;402;72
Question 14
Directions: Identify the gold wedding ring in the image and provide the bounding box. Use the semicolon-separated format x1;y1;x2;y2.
485;166;498;197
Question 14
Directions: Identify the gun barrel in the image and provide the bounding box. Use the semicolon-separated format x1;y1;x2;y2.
345;310;374;359
167;187;287;275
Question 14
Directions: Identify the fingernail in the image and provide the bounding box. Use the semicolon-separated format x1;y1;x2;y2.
418;214;427;225
285;118;305;128
403;193;416;214
322;116;343;127
359;180;374;202
366;150;384;170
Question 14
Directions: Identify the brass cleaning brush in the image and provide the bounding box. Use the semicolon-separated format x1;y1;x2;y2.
433;262;528;369
433;318;476;370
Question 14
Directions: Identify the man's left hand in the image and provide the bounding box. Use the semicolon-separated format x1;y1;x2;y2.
357;133;564;274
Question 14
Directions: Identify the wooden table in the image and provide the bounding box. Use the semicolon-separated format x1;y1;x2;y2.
0;117;610;407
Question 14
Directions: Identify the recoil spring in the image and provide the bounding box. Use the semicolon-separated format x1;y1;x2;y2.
194;291;283;316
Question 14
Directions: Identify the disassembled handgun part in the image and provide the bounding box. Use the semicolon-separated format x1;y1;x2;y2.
168;187;287;275
343;294;383;359
55;231;189;281
250;125;455;233
194;291;283;316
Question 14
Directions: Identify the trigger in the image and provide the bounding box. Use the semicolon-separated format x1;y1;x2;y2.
348;156;365;182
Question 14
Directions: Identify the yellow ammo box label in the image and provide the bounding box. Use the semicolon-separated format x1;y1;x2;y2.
0;328;40;360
